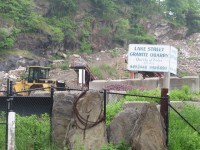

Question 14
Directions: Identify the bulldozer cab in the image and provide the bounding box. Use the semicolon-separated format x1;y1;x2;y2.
27;66;50;83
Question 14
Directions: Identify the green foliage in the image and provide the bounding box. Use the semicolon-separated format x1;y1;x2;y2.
91;0;119;20
0;0;32;21
15;114;52;149
49;25;64;43
111;50;119;58
164;0;189;25
48;16;76;45
169;105;200;150
0;112;6;149
60;63;69;70
127;24;156;44
80;39;92;54
114;23;156;46
0;113;62;149
114;18;130;46
80;30;92;54
128;34;156;44
49;0;77;17
0;27;20;49
170;86;193;101
106;89;160;125
101;142;131;150
0;0;65;49
99;26;112;37
186;8;200;35
0;0;199;53
23;13;64;43
163;0;200;33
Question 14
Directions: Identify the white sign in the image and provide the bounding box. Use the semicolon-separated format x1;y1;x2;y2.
128;44;178;74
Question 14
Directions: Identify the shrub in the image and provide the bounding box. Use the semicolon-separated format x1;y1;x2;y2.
60;63;69;70
49;25;64;43
80;30;92;54
80;39;92;54
0;27;19;49
15;114;51;149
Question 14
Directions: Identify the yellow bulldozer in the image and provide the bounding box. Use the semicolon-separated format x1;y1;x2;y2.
13;66;66;96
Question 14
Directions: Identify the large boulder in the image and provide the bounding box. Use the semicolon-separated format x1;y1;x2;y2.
131;103;167;150
122;101;150;113
64;91;107;150
107;108;139;145
52;91;82;146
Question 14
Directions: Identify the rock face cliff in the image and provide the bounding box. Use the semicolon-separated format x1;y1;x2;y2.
0;0;199;76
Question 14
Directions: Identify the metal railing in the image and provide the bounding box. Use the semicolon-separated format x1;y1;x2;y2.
1;79;199;149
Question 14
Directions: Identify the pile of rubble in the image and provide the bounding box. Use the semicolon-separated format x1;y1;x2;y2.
0;66;26;90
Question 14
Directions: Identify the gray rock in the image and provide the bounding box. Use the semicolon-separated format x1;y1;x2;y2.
131;103;167;150
65;91;107;150
107;108;139;145
0;55;50;71
122;101;150;113
29;91;50;97
52;91;82;146
14;33;51;55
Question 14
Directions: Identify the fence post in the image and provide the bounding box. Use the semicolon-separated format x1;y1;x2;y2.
50;85;54;145
7;111;15;150
160;88;169;147
5;79;10;150
103;89;107;123
51;85;54;99
9;81;13;96
7;79;10;97
7;98;15;150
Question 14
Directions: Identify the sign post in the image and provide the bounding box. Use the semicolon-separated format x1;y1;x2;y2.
128;44;178;147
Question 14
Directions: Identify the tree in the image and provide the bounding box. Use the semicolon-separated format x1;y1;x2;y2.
91;0;119;20
164;0;189;24
185;0;200;34
49;0;77;17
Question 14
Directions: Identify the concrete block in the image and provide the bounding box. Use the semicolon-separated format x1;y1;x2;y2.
89;76;199;93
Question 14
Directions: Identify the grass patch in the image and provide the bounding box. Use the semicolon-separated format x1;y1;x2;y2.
0;49;34;58
111;49;119;58
0;112;6;150
15;114;54;150
90;64;118;79
169;105;200;150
